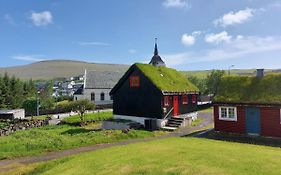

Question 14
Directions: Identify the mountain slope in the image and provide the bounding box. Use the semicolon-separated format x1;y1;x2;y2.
0;60;130;80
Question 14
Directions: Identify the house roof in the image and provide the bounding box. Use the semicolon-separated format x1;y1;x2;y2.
85;70;124;89
213;74;281;105
110;63;198;94
73;84;84;95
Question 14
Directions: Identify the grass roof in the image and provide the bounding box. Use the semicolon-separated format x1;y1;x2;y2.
214;74;281;104
135;63;198;93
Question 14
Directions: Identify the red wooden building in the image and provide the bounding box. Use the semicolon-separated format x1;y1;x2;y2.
213;70;281;137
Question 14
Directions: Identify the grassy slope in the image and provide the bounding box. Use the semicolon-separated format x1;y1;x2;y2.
0;112;165;159
25;137;281;175
0;60;129;80
0;125;164;159
62;111;113;124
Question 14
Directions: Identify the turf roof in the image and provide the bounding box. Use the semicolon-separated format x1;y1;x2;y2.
135;63;198;93
214;74;281;104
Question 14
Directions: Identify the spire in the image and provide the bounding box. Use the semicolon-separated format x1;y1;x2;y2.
154;38;158;55
149;38;166;67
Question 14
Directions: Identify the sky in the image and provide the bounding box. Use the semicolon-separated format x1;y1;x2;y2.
0;0;281;70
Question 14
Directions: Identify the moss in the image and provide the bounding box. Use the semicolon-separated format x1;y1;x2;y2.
214;74;281;104
135;63;198;92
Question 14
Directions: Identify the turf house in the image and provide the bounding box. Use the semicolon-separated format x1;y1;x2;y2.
213;69;281;137
110;42;199;129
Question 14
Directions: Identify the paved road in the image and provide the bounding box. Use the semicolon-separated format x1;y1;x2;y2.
0;111;213;173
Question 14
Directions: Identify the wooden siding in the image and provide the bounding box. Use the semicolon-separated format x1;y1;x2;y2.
260;107;281;137
214;105;246;134
112;68;163;119
214;104;281;137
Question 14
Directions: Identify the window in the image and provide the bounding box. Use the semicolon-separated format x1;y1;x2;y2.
130;76;140;87
182;95;188;105
75;97;77;101
192;95;196;104
100;92;105;101
219;106;237;121
91;92;95;101
164;96;170;107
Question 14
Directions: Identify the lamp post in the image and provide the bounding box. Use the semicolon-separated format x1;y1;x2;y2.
37;91;40;116
228;65;234;75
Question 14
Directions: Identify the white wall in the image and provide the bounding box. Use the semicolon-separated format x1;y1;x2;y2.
73;88;112;105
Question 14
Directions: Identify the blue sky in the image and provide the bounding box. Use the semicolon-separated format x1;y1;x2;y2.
0;0;281;70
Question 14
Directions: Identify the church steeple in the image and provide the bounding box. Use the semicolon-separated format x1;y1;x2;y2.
154;38;158;55
149;38;166;67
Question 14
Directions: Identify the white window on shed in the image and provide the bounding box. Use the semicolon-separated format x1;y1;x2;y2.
219;106;237;121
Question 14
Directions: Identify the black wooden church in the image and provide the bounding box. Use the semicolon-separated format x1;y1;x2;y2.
110;42;199;128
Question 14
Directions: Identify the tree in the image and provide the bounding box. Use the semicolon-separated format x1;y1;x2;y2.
188;76;207;94
22;98;37;116
205;70;225;96
71;99;95;123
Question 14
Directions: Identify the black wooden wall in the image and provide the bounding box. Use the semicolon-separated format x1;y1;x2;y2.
112;67;164;119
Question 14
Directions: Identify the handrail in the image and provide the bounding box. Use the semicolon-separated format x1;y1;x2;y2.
163;107;173;120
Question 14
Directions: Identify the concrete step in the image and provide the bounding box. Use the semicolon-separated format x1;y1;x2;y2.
166;123;181;127
161;126;178;131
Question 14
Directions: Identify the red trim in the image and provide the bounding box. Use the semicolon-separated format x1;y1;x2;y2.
164;96;170;107
192;94;196;104
129;76;140;87
182;95;188;105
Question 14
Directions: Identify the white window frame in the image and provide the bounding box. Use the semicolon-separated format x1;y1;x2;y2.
219;106;237;121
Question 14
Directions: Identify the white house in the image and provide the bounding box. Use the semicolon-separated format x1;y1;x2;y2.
0;109;25;120
73;70;123;106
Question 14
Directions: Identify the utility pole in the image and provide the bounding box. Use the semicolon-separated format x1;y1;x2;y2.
228;65;234;75
37;91;40;116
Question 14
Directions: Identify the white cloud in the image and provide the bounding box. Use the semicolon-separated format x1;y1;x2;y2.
163;36;281;67
162;0;188;8
4;14;16;25
181;34;195;46
30;11;53;26
128;49;136;54
205;31;232;44
181;31;201;46
214;8;254;27
78;41;109;46
13;55;46;62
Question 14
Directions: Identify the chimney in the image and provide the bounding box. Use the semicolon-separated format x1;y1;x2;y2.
256;69;264;78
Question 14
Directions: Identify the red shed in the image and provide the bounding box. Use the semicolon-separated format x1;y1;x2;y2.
213;70;281;137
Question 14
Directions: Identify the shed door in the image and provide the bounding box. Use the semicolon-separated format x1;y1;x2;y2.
246;108;261;135
173;96;179;117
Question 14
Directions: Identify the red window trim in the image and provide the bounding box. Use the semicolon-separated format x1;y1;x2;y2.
192;94;196;104
182;95;188;105
130;76;140;87
164;96;170;107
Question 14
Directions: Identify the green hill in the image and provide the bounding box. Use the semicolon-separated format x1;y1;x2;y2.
0;60;130;80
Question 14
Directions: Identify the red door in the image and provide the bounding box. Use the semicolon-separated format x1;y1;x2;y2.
173;96;179;117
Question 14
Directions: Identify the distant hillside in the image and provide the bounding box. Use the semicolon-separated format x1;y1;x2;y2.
0;60;130;80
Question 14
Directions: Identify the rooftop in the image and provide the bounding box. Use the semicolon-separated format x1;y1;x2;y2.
135;63;198;93
213;74;281;105
85;70;124;89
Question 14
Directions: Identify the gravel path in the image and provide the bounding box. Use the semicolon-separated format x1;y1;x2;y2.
0;111;213;173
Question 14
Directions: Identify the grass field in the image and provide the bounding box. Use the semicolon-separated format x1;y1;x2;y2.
20;137;281;175
0;124;165;160
62;111;113;124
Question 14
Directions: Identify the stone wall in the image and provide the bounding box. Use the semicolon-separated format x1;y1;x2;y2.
0;119;49;136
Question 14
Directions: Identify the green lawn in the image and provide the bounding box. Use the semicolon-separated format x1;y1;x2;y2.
24;137;281;175
0;124;164;160
62;111;113;124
